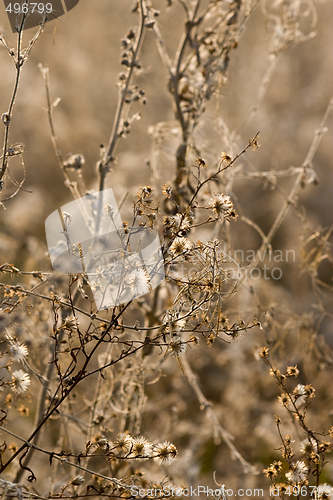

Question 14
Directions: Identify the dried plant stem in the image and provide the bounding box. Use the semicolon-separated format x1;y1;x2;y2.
0;302;133;474
13;331;64;483
0;426;132;491
241;97;333;281
100;0;147;173
39;64;86;202
1;15;45;185
181;353;257;474
238;53;279;133
94;0;148;232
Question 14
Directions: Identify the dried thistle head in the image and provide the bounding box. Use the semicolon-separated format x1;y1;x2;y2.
112;433;133;457
130;436;153;461
169;236;193;257
168;336;187;356
209;193;237;221
285;460;308;485
153;441;177;465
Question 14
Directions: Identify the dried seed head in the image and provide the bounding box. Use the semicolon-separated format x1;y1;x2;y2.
6;334;28;363
285;460;308;485
287;365;299;377
11;370;30;393
154;441;177;465
71;475;84;486
299;437;317;455
195;157;206;167
63;153;85;170
169;336;187;356
209;193;237;221
112;433;133;456
105;204;115;218
220;151;232;162
130;437;153;461
169;236;192;255
128;268;151;295
63;315;79;332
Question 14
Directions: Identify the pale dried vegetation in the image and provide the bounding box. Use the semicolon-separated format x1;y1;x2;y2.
0;0;333;498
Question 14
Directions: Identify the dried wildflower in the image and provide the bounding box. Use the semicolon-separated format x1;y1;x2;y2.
259;346;269;358
61;211;72;228
220;151;232;162
263;463;281;478
112;433;133;456
249;133;260;151
138;186;153;198
310;451;321;465
168;317;186;334
63;153;85;170
304;384;315;398
319;442;331;453
5;394;13;405
272;460;283;473
154;441;177;465
162;183;172;198
270;367;285;382
130;436;153;461
293;384;307;404
278;393;291;407
63;315;79;332
6;334;28;362
105;203;115;217
168;336;187;356
274;414;281;424
287;365;299;377
18;405;29;416
285;460;308;485
71;475;85;486
276;484;288;495
163;213;193;235
128;268;151;295
209;193;237;221
172;213;192;232
300;437;317;455
95;436;109;451
169;236;192;255
11;370;30;393
195;157;206;168
263;466;275;478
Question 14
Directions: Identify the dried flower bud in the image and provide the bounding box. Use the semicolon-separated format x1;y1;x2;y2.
63;153;85;170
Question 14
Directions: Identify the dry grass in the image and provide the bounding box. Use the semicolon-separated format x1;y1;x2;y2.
1;0;333;498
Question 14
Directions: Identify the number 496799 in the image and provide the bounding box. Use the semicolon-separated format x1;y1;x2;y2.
5;3;53;14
